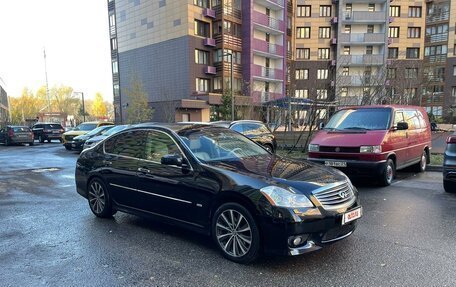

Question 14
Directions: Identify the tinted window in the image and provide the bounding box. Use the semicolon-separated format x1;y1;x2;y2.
325;108;392;130
231;124;243;133
104;125;129;136
75;123;98;131
13;127;30;132
144;131;182;162
85;125;112;136
44;124;63;129
104;130;146;158
34;124;43;129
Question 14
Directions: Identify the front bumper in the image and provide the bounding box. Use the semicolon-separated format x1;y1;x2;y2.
69;141;85;150
308;157;386;178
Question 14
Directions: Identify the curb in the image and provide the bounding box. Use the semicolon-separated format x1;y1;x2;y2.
426;165;443;172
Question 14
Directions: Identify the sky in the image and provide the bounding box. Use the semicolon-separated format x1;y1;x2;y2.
0;0;112;101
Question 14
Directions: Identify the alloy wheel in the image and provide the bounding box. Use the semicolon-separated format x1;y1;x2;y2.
88;181;106;214
215;209;252;258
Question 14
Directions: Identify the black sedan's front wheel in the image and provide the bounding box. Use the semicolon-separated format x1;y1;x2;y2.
212;203;260;264
87;178;114;218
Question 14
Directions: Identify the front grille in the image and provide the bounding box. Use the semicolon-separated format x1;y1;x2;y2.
312;181;355;210
320;146;360;153
64;135;75;141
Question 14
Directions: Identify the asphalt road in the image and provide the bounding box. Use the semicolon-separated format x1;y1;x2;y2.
1;143;455;287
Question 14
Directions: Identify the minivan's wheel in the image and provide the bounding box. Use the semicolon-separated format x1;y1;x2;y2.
443;180;456;193
39;135;45;143
212;203;260;264
414;151;427;173
380;159;395;186
87;178;114;218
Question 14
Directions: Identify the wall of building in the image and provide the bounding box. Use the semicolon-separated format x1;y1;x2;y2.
0;85;9;125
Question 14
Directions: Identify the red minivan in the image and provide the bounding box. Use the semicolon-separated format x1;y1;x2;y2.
308;105;432;186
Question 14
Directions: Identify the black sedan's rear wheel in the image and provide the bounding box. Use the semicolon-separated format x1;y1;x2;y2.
212;203;260;264
87;178;114;218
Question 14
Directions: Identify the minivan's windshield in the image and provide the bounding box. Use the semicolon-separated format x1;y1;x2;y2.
178;128;269;162
325;108;392;131
74;123;98;131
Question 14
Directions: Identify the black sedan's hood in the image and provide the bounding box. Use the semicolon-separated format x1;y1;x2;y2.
208;154;347;193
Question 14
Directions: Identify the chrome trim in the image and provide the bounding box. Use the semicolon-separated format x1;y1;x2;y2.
109;183;192;204
321;230;353;244
289;240;321;256
312;181;356;211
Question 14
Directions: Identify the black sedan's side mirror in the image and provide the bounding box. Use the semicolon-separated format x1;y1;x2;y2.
319;122;325;130
396;122;409;130
161;154;183;166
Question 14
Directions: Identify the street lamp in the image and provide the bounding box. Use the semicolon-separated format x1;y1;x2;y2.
223;52;234;121
73;91;85;122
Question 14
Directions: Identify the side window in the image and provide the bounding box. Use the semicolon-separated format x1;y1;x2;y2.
231;124;243;133
416;110;427;128
144;131;182;162
244;124;261;135
393;111;404;126
104;130;146;158
404;110;419;129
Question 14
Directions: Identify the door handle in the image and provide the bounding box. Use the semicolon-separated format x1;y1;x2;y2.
103;160;112;166
138;167;151;173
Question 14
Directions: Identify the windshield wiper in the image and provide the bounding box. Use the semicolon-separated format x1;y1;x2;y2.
343;127;370;130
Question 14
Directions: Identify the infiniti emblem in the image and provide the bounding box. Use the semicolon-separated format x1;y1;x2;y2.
335;147;341;152
338;191;348;198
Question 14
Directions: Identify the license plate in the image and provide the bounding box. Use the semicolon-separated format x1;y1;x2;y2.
53;131;60;134
325;161;347;167
342;207;362;225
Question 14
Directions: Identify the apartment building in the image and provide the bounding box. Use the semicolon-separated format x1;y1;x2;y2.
108;0;286;123
0;78;9;126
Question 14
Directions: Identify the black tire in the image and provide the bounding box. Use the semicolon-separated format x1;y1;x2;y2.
212;202;260;264
64;145;72;150
29;141;34;146
413;151;427;173
39;135;45;143
47;139;51;143
5;138;10;146
443;180;456;193
59;138;63;143
380;159;395;186
87;178;114;218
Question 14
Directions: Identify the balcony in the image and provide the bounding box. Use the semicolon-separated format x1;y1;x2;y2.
425;33;448;43
339;33;385;44
254;0;284;10
338;75;384;86
338;54;385;66
342;11;387;23
203;8;216;19
252;39;284;58
252;65;284;82
252;91;283;103
426;11;449;23
252;10;285;34
205;66;216;75
203;38;216;47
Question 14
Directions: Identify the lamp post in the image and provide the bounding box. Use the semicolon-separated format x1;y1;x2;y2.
223;52;234;121
73;91;86;122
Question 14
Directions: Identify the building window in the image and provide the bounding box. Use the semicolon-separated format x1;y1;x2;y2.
195;49;209;64
297;5;311;17
424;45;447;56
194;20;210;37
387;68;397;79
452;87;456;98
405;68;418;79
388;48;399;59
453;66;456;76
296;48;310;59
389;27;400;38
318;27;331;39
404;88;417;98
368;3;375;12
318;48;330;59
344;25;351;33
224;20;241;37
367;25;374;34
193;0;209;8
297;27;311;39
295;89;308;98
342;66;349;76
317;69;328;79
111;38;117;50
408;27;421;38
196;78;209;92
213;21;222;35
295;69;309;80
317;89;328;99
366;46;373;55
343;46;351;55
214;77;222;90
320;5;331;17
112;60;118;74
340;87;348;97
408;6;422;18
390;6;400;17
406;48;420;59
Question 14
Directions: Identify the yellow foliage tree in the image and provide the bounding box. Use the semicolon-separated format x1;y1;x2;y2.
9;88;46;124
91;93;107;119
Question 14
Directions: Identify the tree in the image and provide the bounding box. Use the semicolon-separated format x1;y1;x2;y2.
50;85;79;115
219;89;233;121
124;76;153;124
9;88;45;124
91;93;107;119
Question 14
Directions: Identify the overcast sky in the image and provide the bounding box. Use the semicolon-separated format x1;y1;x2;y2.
0;0;112;101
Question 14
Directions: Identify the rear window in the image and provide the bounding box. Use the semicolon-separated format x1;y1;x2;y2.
13;127;30;132
75;123;98;131
44;124;63;129
325;108;392;131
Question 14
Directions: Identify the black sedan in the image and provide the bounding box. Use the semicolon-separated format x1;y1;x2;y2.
70;125;114;151
75;124;361;263
443;133;456;193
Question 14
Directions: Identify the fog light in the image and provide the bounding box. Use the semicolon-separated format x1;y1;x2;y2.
293;236;303;246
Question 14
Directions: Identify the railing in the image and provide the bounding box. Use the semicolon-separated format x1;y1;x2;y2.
343;11;386;22
252;91;283;103
338;54;384;65
252;65;284;81
203;8;216;18
252;10;285;32
426;11;449;23
426;33;448;43
338;75;384;86
205;66;216;75
110;25;116;37
252;38;284;56
339;33;385;43
426;54;447;63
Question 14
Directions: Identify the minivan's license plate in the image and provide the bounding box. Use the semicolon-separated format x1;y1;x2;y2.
342;207;362;225
325;161;347;167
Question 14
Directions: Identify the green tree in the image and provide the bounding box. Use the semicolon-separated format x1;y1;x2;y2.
91;93;107;119
124;76;153;123
219;89;232;121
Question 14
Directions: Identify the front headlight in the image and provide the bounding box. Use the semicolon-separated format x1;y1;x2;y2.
360;145;382;153
260;186;314;208
308;144;319;152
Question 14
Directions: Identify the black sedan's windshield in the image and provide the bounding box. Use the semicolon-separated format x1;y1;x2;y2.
178;127;269;162
325;108;392;131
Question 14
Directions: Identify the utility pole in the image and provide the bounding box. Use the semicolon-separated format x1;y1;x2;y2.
43;48;51;112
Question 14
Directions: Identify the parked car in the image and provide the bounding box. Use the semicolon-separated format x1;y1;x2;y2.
31;122;65;143
443;133;456;193
75;123;362;263
211;120;277;153
0;125;34;146
308;105;431;186
62;121;113;150
70;125;114;151
83;124;130;150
